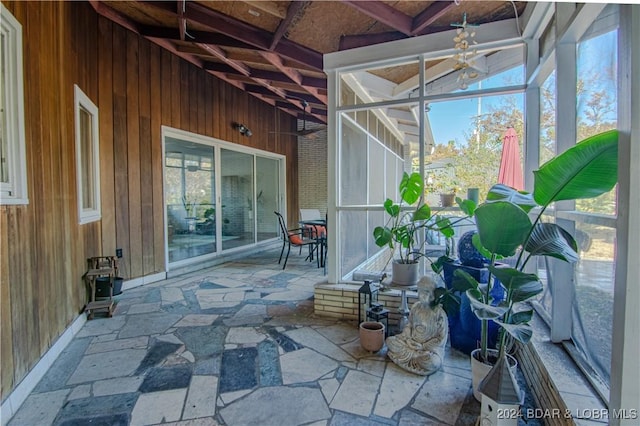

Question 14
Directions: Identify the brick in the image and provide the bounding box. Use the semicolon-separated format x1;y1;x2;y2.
317;300;345;308
322;306;355;314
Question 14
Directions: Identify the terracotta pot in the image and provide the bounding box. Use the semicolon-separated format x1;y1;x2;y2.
359;321;385;352
440;193;455;207
471;348;518;401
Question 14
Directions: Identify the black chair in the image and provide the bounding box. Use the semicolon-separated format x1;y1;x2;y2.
274;211;318;270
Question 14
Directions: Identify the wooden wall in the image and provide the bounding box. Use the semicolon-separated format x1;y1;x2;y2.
0;1;299;402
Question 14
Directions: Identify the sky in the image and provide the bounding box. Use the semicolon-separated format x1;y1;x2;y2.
427;67;524;147
426;26;617;148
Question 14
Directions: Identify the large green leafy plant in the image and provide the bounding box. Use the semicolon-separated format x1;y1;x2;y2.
373;172;475;264
455;130;618;363
373;171;475;316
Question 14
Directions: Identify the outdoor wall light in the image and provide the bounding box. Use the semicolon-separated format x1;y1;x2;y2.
235;123;252;137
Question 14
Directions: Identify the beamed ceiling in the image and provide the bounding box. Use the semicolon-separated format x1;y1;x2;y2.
91;1;528;126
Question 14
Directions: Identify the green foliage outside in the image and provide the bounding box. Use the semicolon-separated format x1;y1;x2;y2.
423;75;617;215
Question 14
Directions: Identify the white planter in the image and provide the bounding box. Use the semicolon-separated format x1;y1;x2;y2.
391;260;419;286
471;348;518;401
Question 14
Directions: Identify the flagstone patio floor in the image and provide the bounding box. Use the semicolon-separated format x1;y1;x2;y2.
7;246;538;426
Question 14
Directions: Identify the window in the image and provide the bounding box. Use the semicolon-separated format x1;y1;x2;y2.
74;85;101;224
0;4;28;205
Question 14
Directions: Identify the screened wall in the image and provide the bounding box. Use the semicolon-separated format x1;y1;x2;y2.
325;2;639;411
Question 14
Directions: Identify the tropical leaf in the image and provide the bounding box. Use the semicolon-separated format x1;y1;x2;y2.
486;184;537;212
373;226;392;248
453;268;480;292
526;223;579;263
489;266;543;302
413;204;431;221
399;172;423;205
466;290;508;319
509;309;534;325
495;320;533;344
432;287;461;316
393;225;411;248
475;202;532;257
383;199;400;217
533;130;618;207
434;216;455;238
471;233;503;260
457;197;477;216
431;255;454;274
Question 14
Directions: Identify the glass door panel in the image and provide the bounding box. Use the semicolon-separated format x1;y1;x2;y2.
256;157;279;242
165;138;215;263
220;149;255;250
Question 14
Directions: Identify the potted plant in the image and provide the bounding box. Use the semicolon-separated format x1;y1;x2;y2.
426;165;460;207
453;130;618;399
373;172;475;286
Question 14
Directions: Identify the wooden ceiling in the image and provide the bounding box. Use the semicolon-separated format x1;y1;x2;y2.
91;1;526;125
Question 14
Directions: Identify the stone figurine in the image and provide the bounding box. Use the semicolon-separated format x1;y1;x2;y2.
386;274;449;375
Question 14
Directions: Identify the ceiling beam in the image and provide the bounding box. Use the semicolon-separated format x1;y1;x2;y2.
340;0;413;36
243;1;287;19
260;51;327;107
177;0;186;41
88;0;140;33
196;43;251;76
142;1;323;71
270;1;309;50
411;1;456;35
140;26;256;50
392;58;459;98
339;31;407;51
206;63;326;89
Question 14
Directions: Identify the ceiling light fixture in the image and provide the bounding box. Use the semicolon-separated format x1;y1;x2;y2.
451;13;479;90
235;123;252;137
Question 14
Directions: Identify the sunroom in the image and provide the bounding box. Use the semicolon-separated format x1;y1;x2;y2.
320;1;638;422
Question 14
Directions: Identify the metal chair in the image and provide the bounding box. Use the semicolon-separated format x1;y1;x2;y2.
274;211;318;269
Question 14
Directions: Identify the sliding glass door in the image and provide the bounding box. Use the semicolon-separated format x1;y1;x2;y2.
256;157;280;242
165;137;216;263
164;128;284;267
220;149;254;250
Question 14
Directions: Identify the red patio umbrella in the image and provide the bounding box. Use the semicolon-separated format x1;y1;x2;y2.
498;127;524;191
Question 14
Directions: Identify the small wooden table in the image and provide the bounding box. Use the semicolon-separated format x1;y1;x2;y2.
84;257;117;319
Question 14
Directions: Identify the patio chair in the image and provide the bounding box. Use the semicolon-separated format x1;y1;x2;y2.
274;211;319;270
300;208;326;238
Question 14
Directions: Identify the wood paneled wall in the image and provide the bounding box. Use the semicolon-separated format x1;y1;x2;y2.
0;1;299;401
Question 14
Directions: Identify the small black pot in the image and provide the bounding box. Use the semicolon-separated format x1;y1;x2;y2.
95;277;124;297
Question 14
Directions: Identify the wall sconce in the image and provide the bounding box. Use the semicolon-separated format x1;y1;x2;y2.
235;123;252;137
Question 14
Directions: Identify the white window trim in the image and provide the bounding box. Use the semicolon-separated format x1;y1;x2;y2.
74;85;101;224
0;4;28;205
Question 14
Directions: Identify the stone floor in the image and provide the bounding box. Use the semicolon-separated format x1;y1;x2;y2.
7;247;535;426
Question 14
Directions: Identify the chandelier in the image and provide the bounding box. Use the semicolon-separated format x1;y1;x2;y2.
451;13;479;90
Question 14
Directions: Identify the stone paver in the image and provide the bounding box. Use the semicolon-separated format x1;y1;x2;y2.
67;349;148;384
6;248;542;426
183;375;218;420
280;347;338;384
411;370;472;425
219;387;331;426
8;389;69;426
130;388;187;425
374;363;426;418
330;370;381;417
174;314;219;327
93;376;144;396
